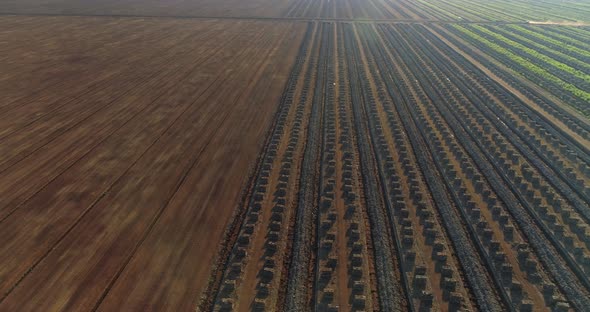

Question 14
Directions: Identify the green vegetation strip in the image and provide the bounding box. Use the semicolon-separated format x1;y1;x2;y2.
413;0;459;20
512;25;590;58
553;27;590;44
436;0;496;21
498;26;590;73
493;0;585;21
453;24;590;103
457;0;528;22
472;25;590;85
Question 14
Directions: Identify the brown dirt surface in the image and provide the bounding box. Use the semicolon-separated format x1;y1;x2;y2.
0;16;305;311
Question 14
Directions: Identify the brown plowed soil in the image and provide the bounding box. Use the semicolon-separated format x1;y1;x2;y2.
0;16;305;311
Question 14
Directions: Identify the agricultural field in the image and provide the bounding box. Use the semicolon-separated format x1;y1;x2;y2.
1;0;589;311
1;0;589;21
441;24;590;117
202;22;590;311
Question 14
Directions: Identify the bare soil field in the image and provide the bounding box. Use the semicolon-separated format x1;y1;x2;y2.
2;0;589;21
0;16;306;311
0;0;426;20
